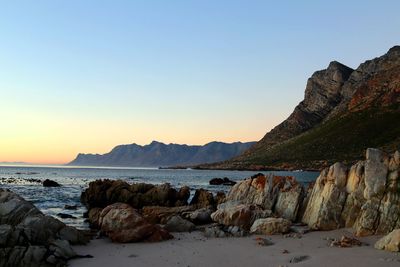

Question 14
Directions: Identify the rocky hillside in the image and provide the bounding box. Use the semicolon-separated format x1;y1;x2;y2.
199;46;400;170
68;141;255;167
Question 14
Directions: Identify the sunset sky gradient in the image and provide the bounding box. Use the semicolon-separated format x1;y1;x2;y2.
1;1;399;164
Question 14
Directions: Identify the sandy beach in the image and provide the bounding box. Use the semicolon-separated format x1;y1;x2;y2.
70;229;400;267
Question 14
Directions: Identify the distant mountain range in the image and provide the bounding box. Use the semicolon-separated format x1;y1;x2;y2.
68;141;256;167
197;46;400;170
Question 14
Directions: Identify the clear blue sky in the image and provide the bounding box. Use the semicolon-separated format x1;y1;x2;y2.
1;1;399;163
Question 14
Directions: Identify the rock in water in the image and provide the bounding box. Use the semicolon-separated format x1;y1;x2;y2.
250;218;291;235
375;229;400;252
98;202;173;243
42;179;61;187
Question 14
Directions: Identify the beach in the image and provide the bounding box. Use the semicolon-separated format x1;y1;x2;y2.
70;229;400;267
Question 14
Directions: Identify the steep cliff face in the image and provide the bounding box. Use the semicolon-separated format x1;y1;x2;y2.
199;46;400;169
245;61;353;152
199;46;400;170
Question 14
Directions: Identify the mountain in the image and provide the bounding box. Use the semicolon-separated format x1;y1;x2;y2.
67;141;256;167
198;46;400;170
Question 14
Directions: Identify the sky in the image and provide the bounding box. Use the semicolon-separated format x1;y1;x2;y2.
1;1;399;164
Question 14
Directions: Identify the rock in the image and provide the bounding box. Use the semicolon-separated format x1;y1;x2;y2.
87;207;103;228
188;208;213;225
225;174;305;220
255;237;274;246
289;224;311;234
81;180;190;210
142;205;196;224
164;216;195;232
42;179;61;187
302;162;348;230
209;177;236;186
64;205;78;210
190;189;215;208
375;229;400;252
57;213;77;219
250;218;291;235
99;202;173;243
0;189;88;267
289;255;310;263
214;191;226;205
211;202;271;230
330;236;362;247
203;224;247;238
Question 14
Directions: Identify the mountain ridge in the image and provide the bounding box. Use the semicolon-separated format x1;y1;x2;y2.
197;46;400;170
68;141;256;167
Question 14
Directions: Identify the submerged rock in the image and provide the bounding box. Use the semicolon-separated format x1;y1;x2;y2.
209;177;236;186
42;179;61;187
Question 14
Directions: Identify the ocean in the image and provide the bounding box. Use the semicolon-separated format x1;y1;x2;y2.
0;165;319;229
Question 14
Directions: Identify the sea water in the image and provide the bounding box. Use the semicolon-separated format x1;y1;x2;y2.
0;165;319;229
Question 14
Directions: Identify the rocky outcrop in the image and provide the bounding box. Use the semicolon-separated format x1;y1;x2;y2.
81;180;190;211
375;229;400;252
224;174;306;221
200;46;400;171
0;189;89;267
302;148;400;235
250;218;291;235
98;203;173;243
209;148;399;237
142;206;196;224
210;202;271;230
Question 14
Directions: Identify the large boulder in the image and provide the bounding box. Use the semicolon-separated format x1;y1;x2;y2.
0;189;88;267
375;229;400;252
210;202;271;230
81;180;190;210
302;162;348;230
250;218;291;235
225;174;305;221
98;203;173;243
141;205;196;224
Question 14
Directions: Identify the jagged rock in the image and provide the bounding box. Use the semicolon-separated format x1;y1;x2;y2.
142;205;196;224
164;216;195;232
0;189;88;267
81;180;190;210
274;181;304;221
190;189;215;208
42;179;61;187
250;218;291;235
375;229;400;252
99;203;173;243
302;162;348;230
210;202;271;230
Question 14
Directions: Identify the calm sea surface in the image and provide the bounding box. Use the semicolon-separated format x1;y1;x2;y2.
0;165;319;229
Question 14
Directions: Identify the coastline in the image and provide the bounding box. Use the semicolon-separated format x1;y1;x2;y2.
70;229;400;267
